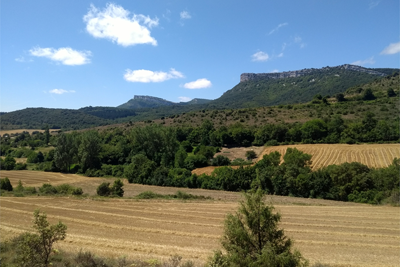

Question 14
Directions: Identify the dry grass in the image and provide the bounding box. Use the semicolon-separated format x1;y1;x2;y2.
259;143;400;169
1;171;399;266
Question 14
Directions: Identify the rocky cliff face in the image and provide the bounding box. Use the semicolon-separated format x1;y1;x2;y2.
240;64;387;83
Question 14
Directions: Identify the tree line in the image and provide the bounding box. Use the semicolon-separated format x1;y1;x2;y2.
1;118;398;204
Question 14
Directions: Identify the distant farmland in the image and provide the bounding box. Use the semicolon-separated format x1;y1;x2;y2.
259;143;400;169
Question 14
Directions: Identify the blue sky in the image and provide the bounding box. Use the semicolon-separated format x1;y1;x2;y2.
1;0;399;112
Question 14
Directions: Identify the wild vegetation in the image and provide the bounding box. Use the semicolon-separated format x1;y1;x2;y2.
1;67;398;131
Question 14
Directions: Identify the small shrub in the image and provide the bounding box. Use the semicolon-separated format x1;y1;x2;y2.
39;183;58;195
135;191;163;199
245;150;257;160
96;182;111;196
0;177;13;191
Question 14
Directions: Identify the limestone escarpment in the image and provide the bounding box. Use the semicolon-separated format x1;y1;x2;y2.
240;64;387;83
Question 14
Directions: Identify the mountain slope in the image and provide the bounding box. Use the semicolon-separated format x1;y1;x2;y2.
118;95;175;109
210;65;397;109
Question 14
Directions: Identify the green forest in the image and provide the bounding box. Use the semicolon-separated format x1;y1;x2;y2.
1;107;399;205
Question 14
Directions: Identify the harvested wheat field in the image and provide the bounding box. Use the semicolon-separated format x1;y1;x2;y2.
1;196;399;266
260;143;400;169
1;171;400;266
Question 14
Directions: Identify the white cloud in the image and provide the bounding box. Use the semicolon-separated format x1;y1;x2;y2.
179;96;192;102
124;68;184;83
83;3;159;47
49;89;76;94
30;47;91;65
15;56;33;63
351;56;375;66
180;11;191;19
183;78;212;89
369;0;381;9
380;42;400;55
251;51;269;62
270;69;280;73
294;36;306;48
269;22;288;35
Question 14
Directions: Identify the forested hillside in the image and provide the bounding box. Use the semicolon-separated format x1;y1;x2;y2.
1;65;398;130
210;66;397;109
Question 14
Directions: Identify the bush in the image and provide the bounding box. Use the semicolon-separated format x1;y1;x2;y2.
39;183;58;195
245;150;257;160
96;182;111;196
15;210;67;267
111;179;124;197
0;177;13;191
212;155;231;166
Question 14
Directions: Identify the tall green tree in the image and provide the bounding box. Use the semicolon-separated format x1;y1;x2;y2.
79;130;102;172
208;189;308;267
54;133;77;172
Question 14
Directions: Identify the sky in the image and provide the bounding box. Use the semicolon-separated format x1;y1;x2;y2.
1;0;399;112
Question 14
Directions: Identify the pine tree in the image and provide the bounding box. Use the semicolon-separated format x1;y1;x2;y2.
208;189;308;267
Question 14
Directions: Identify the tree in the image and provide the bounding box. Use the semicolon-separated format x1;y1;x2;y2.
0;177;13;191
2;155;16;170
387;88;396;97
111;179;124;197
97;182;111;196
245;150;257;160
208;189;308;266
362;88;375;100
54;133;77;172
16;210;67;267
335;93;345;102
44;125;51;146
79;130;102;172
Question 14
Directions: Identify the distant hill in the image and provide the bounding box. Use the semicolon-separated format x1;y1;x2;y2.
0;108;111;130
182;98;212;105
118;95;175;109
1;64;398;130
78;106;137;120
118;95;212;109
209;64;397;109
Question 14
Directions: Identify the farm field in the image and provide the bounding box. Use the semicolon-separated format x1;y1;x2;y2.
259;143;400;169
192;143;400;176
0;129;44;136
1;171;399;266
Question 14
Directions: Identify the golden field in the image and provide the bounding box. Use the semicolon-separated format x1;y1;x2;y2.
1;171;399;266
259;143;400;169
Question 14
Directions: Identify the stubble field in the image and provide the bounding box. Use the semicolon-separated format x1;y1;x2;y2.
0;171;399;266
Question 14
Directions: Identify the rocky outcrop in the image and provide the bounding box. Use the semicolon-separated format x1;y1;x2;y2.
240;64;387;83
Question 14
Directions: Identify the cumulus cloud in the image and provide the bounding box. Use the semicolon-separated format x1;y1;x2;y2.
30;47;91;65
380;42;400;55
351;56;375;66
49;89;76;94
270;69;280;73
124;68;184;83
180;11;191;19
83;3;159;46
269;22;288;35
178;96;192;102
183;78;212;89
251;51;269;62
